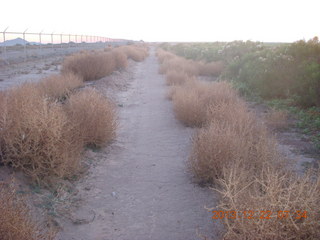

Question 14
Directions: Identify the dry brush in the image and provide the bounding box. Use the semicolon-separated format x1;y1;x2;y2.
157;48;320;239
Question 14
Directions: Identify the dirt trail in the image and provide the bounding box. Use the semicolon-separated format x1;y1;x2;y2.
58;48;220;240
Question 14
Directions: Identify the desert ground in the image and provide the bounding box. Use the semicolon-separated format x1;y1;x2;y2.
0;44;318;240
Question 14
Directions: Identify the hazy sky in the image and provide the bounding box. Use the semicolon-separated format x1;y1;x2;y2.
1;0;319;42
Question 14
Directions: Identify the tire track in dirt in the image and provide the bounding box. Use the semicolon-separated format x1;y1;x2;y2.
59;47;220;240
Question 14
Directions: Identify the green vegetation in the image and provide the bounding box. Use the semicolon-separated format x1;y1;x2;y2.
161;37;320;151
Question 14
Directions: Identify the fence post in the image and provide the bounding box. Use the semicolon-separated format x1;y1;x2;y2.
60;34;63;48
39;30;43;55
51;31;54;49
69;34;71;48
2;27;9;60
23;28;28;62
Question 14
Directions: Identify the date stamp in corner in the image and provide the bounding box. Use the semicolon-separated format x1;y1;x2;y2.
211;210;308;220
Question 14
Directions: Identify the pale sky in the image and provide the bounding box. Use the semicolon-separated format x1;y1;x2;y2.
1;0;319;42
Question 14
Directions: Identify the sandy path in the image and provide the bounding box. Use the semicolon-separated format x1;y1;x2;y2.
59;48;220;240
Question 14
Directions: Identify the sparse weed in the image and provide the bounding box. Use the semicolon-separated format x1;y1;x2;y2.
265;108;288;130
0;180;56;240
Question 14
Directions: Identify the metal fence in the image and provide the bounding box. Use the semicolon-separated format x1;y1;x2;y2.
0;27;128;63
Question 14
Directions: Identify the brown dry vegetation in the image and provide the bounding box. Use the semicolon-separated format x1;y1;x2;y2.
0;84;83;183
37;72;83;100
157;49;225;77
0;45;148;238
156;49;176;64
0;45;137;182
0;84;117;183
159;56;199;76
62;44;148;81
165;70;190;86
65;88;116;148
172;81;239;127
190;119;282;183
198;61;225;76
0;181;56;240
112;48;129;69
119;45;149;62
157;48;320;239
217;165;320;240
62;51;117;81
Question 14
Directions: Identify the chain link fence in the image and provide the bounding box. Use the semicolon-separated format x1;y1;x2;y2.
0;28;130;64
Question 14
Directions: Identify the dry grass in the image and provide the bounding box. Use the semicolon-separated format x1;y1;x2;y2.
198;61;225;76
119;45;149;62
172;81;207;127
159;56;199;76
37;72;83;100
0;83;83;183
62;45;148;81
0;47;124;183
0;47;121;238
165;70;191;86
111;48;128;70
172;81;239;127
166;85;178;100
64;88;117;148
0;181;56;240
158;48;320;239
157;49;224;77
62;51;117;81
265;108;288;130
189;119;281;184
156;49;176;64
215;165;320;240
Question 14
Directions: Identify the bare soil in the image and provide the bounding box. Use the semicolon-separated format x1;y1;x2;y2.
249;102;319;173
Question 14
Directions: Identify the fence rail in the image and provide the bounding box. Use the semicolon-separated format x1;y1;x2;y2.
0;28;128;63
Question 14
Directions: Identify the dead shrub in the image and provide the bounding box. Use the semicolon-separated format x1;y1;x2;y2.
37;72;83;100
205;101;261;135
111;48;128;70
62;45;148;81
157;49;224;77
173;85;206;127
189;120;281;184
156;49;176;64
165;70;190;86
166;86;178;101
64;88;116;147
120;45;148;62
62;51;116;81
172;81;239;127
216;165;320;240
159;57;199;76
0;83;83;183
172;80;210;127
198;61;225;76
0;181;56;240
202;81;240;106
160;50;320;239
265;108;288;130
